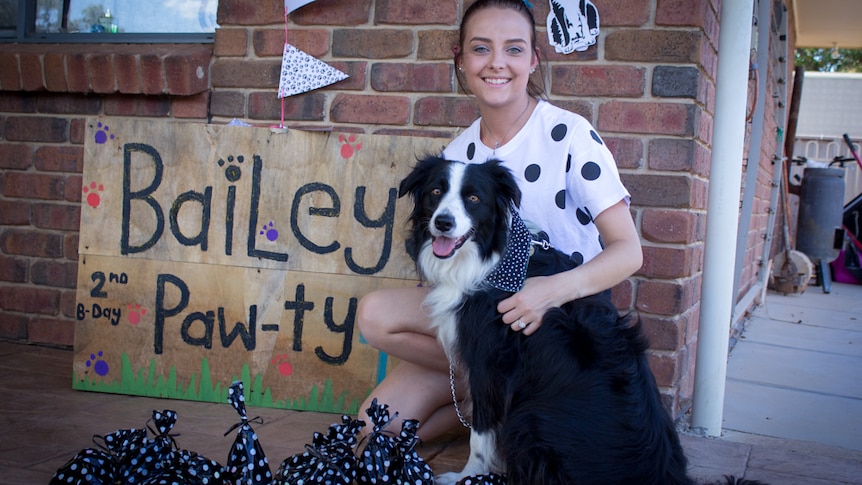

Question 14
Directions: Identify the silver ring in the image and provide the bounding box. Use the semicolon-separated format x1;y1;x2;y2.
517;320;527;329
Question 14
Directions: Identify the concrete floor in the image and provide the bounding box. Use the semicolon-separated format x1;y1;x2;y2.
1;283;861;484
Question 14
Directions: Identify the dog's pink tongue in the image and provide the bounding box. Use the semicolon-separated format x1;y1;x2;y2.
432;236;457;257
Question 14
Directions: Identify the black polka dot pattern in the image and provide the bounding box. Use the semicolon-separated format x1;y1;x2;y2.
551;123;567;141
226;381;274;485
467;142;476;160
457;472;508;484
576;207;593;225
485;210;532;292
590;129;603;145
581;161;601;181
275;414;364;485
524;164;541;182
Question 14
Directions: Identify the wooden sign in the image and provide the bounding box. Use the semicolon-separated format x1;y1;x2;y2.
74;118;445;414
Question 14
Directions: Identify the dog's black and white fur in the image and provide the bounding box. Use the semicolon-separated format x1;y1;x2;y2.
399;155;723;485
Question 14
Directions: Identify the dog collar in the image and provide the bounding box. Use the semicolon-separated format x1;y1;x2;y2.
485;209;532;293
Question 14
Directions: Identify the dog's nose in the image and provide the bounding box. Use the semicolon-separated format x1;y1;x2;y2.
434;213;455;232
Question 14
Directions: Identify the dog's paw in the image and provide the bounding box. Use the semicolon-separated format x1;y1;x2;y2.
436;471;465;485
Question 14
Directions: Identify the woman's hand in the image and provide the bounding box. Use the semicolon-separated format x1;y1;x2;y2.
497;273;569;336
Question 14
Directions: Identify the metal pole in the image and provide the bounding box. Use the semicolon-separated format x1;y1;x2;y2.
691;0;756;437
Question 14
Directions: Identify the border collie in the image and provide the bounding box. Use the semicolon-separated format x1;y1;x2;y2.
398;156;761;485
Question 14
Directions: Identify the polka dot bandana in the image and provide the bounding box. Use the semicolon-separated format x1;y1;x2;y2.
485;209;532;293
457;472;508;484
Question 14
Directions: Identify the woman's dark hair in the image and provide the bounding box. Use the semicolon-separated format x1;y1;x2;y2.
454;0;547;99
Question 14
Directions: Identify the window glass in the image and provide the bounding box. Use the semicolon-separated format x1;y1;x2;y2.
35;0;217;34
0;0;17;30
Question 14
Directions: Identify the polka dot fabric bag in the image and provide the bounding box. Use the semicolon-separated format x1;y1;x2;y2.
225;380;273;484
456;473;507;485
393;419;434;484
274;414;365;484
356;398;403;484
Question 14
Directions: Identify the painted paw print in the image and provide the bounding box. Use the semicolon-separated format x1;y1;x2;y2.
86;350;110;377
127;304;147;325
94;122;115;144
218;155;244;182
82;181;104;208
272;355;293;376
259;221;278;242
339;134;362;159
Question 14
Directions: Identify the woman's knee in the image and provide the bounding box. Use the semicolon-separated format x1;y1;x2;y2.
356;290;388;346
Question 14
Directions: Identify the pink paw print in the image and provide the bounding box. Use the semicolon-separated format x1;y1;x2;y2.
271;355;293;376
339;134;362;159
83;182;104;208
127;304;147;325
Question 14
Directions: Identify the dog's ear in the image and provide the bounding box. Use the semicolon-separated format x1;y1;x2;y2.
399;155;443;199
487;159;522;208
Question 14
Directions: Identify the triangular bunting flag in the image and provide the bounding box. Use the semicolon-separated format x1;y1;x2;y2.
278;44;349;98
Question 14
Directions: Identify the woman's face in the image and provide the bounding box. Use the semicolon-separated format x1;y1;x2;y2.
460;7;538;110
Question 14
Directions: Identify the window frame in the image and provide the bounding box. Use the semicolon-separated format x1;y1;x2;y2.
0;0;215;44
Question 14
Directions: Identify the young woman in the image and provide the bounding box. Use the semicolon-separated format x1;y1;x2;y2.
356;0;642;441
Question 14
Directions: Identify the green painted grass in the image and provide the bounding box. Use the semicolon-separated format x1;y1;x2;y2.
72;353;363;415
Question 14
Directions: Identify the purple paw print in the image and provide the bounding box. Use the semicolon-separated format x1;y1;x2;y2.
94;122;115;144
260;221;278;242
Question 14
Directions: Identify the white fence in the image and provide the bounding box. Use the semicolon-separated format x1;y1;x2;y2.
792;136;862;206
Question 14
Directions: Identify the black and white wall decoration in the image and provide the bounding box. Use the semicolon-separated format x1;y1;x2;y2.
547;0;600;54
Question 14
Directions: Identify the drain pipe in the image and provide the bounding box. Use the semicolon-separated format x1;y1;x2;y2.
691;0;755;437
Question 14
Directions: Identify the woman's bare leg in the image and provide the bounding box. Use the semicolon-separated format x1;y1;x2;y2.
356;286;461;441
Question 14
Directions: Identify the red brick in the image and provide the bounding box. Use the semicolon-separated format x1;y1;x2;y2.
0;314;28;340
218;0;284;25
553;99;594;122
598;101;694;136
605;30;702;63
0;92;36;112
640;314;685;351
248;91;326;122
0;286;61;314
636;279;696;316
34;146;84;173
604;137;643;170
214;28;249;57
66;53;90;93
647;350;684;388
31;259;79;289
599;0;651;26
44;52;68;92
211;59;280;88
137;96;172;117
330;94;410;125
28;317;75;347
371;63;453;93
0;230;65;258
65;174;83;203
656;0;710;28
88;52;116;93
374;128;454;139
622;173;693;208
6;117;69;143
375;0;458;25
60;289;78;319
70;118;87;145
173;92;211;119
0;51;21;91
413;96;479;127
164;46;212;95
552;65;645;98
639;245;699;279
332;29;414;59
64;233;79;261
0;201;30;225
648;138;696;172
0;256;28;283
140;53;166;95
36;94;101;115
327;61;367;91
290;0;372;25
417;30;459;61
641;209;702;244
1;172;66;200
610;278;635;310
210;91;246;118
286;29;331;58
19;52;45;91
104;95;137;116
31;203;81;231
115;52;141;94
0;143;33;170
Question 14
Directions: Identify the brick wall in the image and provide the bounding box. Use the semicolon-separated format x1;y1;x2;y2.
0;0;793;420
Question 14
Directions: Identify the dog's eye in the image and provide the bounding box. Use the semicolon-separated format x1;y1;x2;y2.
467;194;480;203
431;188;442;196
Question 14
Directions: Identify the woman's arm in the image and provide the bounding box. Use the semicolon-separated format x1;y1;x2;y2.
497;199;642;335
